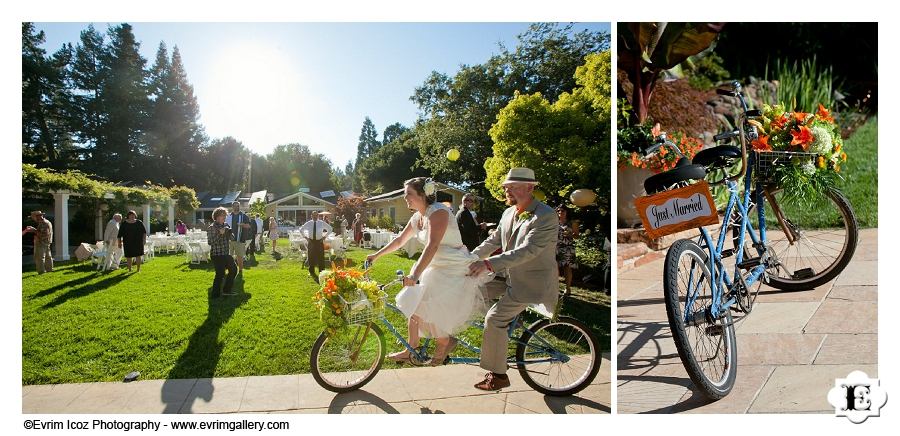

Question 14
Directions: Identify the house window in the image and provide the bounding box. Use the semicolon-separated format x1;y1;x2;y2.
389;207;395;222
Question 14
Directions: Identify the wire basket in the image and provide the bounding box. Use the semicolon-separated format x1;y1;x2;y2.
753;150;817;184
341;289;388;325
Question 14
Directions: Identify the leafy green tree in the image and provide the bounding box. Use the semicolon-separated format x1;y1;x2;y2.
354;117;380;191
249;199;267;218
413;23;609;188
486;51;611;207
382;122;409;146
356;129;428;194
256;143;336;195
201;137;250;191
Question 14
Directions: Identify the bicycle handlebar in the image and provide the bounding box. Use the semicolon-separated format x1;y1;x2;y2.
645;133;687;160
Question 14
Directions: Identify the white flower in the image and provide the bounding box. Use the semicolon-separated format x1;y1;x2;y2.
423;179;436;196
802;161;816;176
809;125;833;154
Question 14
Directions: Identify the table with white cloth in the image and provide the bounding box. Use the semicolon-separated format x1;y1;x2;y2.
363;230;393;249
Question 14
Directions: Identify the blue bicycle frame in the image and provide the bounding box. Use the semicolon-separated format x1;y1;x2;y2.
378;302;567;366
686;152;769;323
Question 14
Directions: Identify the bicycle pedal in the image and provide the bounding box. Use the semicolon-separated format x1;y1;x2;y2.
792;268;815;279
737;257;761;269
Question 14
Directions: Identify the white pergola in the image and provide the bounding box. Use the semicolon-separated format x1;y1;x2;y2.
44;190;175;261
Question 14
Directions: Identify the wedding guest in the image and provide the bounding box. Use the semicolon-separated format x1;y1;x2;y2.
117;210;147;273
456;193;486;252
225;201;252;274
175;220;187;235
352;213;364;247
103;213;123;270
253;214;264;254
299;212;332;283
208;207;237;296
556;205;580;295
268;217;279;253
24;210;53;274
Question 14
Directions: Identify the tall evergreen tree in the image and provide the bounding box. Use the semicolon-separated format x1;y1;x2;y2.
382;122;408;146
68;24;109;172
22;23;74;169
102;23;149;181
354;117;380;192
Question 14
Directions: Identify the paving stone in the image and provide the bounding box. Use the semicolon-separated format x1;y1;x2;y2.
749;364;878;413
179;377;248;414
733;302;820;334
754;281;832;303
679;365;775;414
21;383;91;413
735;333;825;365
828;285;877;302
834;261;878;286
122;379;196;413
239;375;299;412
804;301;877;334
616;279;658;301
814;334;878;364
61;381;140;414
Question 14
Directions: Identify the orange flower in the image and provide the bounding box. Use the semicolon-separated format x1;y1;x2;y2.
841;152;847;161
834;164;841;172
816;104;834;123
793;112;810;124
771;114;789;131
630;152;642;167
816;156;826;169
751;135;772;151
790;126;814;150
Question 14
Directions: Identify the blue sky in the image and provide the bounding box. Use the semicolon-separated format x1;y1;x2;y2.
34;22;610;169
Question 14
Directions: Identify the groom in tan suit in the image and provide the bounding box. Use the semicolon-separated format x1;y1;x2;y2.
468;168;558;390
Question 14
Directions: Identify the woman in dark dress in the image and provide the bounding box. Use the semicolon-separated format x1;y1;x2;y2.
556;205;579;295
117;210;147;272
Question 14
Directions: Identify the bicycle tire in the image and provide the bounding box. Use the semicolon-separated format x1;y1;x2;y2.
736;187;858;291
664;239;737;400
310;323;386;393
515;316;602;396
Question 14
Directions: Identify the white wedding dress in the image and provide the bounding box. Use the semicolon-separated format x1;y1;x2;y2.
395;203;487;338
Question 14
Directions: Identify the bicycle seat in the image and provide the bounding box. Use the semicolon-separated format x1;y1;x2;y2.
643;158;707;194
693;146;741;170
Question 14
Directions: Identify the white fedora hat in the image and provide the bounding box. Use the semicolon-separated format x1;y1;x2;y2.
501;167;538;186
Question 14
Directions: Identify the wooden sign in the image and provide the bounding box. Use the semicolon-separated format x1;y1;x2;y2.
634;181;719;239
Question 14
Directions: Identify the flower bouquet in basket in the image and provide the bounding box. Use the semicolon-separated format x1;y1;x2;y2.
751;103;847;203
312;262;384;336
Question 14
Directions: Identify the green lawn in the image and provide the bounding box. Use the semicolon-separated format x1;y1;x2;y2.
838;116;878;227
763;116;877;229
22;247;610;384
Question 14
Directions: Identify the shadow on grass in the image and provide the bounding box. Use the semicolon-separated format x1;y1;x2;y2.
40;272;132;309
161;281;251;413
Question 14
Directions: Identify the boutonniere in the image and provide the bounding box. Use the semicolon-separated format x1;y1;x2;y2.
517;210;533;221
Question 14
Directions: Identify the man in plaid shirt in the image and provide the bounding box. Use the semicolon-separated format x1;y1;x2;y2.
23;210;53;274
207;207;237;296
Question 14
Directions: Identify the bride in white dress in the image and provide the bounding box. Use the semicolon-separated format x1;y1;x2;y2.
366;177;486;365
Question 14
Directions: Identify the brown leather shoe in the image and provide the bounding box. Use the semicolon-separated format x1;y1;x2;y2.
474;372;510;391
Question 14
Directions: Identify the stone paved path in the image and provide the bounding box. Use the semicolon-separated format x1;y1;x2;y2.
617;228;877;413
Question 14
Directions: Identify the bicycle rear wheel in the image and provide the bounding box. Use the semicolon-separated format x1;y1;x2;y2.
310;323;386;393
664;239;737;400
515;316;601;396
738;187;858;291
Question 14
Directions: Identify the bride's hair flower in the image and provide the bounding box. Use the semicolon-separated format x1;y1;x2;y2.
423;178;436;196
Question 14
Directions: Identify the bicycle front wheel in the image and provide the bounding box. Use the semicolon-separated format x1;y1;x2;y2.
740;187;858;291
515;316;601;396
310;323;386;393
664;239;737;400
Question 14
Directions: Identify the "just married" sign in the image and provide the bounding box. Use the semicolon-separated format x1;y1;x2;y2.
634;181;719;239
